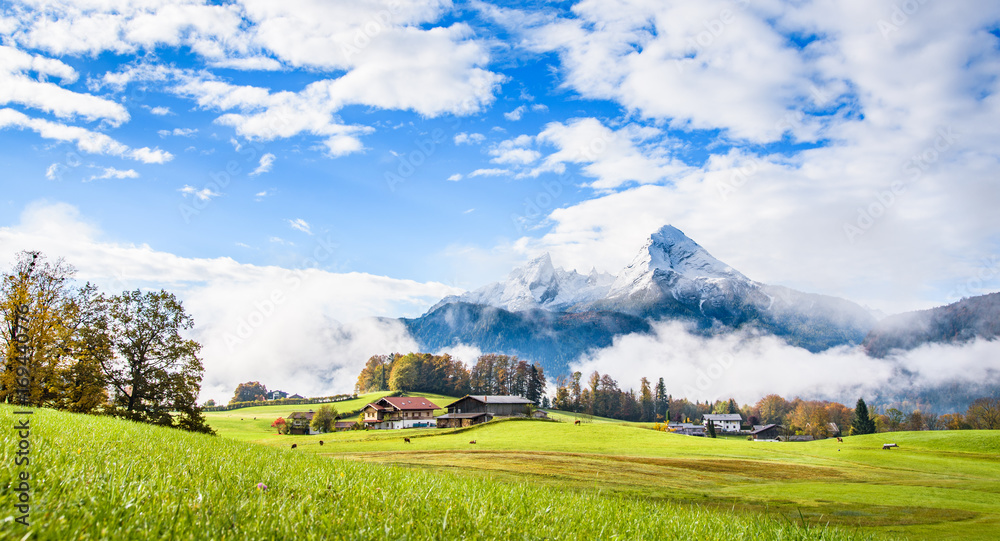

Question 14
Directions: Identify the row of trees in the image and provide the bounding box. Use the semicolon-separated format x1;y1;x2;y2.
0;251;212;433
356;352;547;404
552;372;670;422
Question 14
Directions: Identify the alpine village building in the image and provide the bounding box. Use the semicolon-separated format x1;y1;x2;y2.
361;396;438;430
435;395;533;428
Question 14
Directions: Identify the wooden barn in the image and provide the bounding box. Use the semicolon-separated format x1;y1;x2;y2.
435;395;533;428
750;423;782;440
287;410;318;435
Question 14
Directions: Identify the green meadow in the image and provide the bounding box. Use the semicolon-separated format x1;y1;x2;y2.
201;395;1000;540
0;405;870;541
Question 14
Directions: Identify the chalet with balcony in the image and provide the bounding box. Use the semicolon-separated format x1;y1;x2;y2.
288;410;319;435
361;396;438;429
436;395;533;428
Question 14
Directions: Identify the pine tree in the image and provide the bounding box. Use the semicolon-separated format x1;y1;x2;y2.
851;398;877;435
707;419;717;438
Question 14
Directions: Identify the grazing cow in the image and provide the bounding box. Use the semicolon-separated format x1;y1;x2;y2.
469;440;476;444
291;443;297;449
319;440;324;446
836;437;843;443
404;437;411;443
882;443;898;450
574;420;581;426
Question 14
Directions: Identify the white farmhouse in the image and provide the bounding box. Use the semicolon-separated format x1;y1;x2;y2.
703;413;743;432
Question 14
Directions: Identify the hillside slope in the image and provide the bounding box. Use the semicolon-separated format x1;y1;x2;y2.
0;406;867;540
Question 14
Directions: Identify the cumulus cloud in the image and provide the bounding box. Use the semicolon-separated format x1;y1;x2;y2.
572;321;1000;408
87;167;139;181
0;202;462;402
469;168;511;177
0;108;172;163
17;1;504;157
157;128;198;137
250;152;275;176
504;105;527;121
179;184;220;201
447;173;463;181
454;132;485;145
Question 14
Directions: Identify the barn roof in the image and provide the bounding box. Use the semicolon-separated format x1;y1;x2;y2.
436;412;492;419
378;396;438;410
750;423;779;435
288;411;314;420
703;413;743;422
446;395;532;408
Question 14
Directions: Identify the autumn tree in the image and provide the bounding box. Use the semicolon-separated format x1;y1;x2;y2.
231;381;268;404
311;405;338;433
271;417;287;434
966;397;1000;429
1;252;109;411
101;289;211;433
356;354;393;394
639;377;654;422
755;394;791;425
850;398;876;435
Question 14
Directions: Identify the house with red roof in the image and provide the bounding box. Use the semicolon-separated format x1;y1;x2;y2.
361;396;439;429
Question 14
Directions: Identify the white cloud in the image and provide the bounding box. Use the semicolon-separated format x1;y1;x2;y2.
179;184;220;201
504;105;527;121
489;134;541;165
469;168;511;177
572;320;1000;408
157;127;198;137
0;44;129;126
254;189;272;201
447;173;463;181
250;152;275;176
87;167;139;181
45;163;61;180
146;105;172;116
454;132;486;145
0;201;461;402
288;218;312;235
0;108;172;163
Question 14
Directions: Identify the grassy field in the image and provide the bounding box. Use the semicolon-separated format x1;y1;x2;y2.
233;417;1000;540
0;405;870;540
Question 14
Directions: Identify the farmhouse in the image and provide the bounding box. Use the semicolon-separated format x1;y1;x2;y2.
436;395;533;428
266;390;288;400
750;424;782;440
287;411;319;435
361;396;438;430
670;423;707;436
703;413;743;433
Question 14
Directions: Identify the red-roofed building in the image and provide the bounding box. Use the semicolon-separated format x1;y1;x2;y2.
361;396;439;430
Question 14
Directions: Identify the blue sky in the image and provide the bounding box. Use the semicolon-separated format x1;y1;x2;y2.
3;1;1000;399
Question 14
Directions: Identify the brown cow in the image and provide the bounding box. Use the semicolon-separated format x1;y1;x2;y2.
574;420;581;425
404;437;411;443
291;443;297;449
469;440;476;444
319;440;324;446
836;437;843;443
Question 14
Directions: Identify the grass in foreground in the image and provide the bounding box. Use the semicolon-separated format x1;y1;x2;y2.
1;405;876;540
278;419;1000;540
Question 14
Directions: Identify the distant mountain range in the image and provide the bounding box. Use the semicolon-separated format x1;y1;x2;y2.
402;225;882;374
